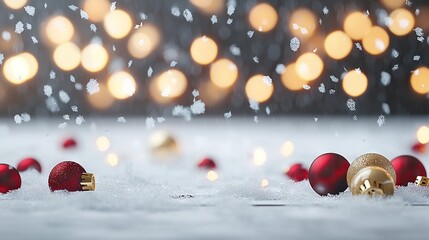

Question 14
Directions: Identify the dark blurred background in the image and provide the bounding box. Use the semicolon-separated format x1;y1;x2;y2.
0;0;428;118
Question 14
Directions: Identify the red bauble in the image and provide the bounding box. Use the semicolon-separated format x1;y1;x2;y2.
309;153;350;196
48;161;87;192
17;157;42;173
198;157;217;169
285;163;308;182
0;164;21;194
391;155;427;186
62;138;77;149
412;142;426;154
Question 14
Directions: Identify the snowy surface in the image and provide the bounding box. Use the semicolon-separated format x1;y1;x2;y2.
0;117;429;240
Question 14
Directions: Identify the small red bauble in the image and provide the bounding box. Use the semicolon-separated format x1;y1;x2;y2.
17;157;42;173
198;157;217;169
391;155;427;186
0;164;21;194
48;161;95;192
412;142;426;154
309;153;350;196
62;138;77;149
285;163;308;182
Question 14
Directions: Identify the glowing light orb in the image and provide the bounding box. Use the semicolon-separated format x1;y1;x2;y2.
152;69;188;100
248;3;278;32
245;74;274;103
295;53;324;81
324;31;353;60
280;141;294;157
45;16;75;45
207;170;218;181
261;179;269;188
362;26;389;55
103;10;132;39
87;84;115;110
106;153;119;167
380;0;406;9
198;80;229;107
388;8;415;36
96;136;110;151
189;0;225;14
3;0;27;9
342;70;368;97
107;71;137;100
53;42;81;71
81;43;109;72
3;53;38;84
82;0;110;22
253;147;267;166
128;24;160;59
289;8;317;38
210;58;238;88
344;12;372;40
410;67;429;94
190;36;218;65
417;126;429;144
281;63;309;91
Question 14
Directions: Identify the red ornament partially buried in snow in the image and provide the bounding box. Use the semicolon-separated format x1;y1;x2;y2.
391;155;427;186
197;157;217;169
62;138;77;149
285;163;308;182
17;157;42;173
48;161;95;192
0;164;21;194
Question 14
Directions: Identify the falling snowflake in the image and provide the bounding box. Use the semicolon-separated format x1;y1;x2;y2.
347;99;356;111
377;115;385;127
323;6;329;14
263;76;272;86
46;97;60;112
290;37;300;52
71;106;78;112
227;18;233;24
275;64;285;74
68;5;78;11
90;24;97;32
183;9;193;22
230;45;241;56
49;71;56;79
382;103;390;114
190;100;205;114
76;116;85;125
148;67;153;77
330;75;339;82
80;10;89;19
15;21;24;34
117;117;126;123
157;117;165;123
224;111;232;118
24;6;35;16
380;72;391;86
211;15;217;24
318;83;325;93
265;106;271;115
170;61;177;67
110;2;116;11
59;90;70;104
355;43;362;51
0;54;4;65
31;36;38;43
249;100;259;111
86;79;100;95
227;0;236;15
146;117;155;129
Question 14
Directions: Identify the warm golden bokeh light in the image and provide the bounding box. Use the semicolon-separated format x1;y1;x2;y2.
245;74;274;103
210;58;238;88
103;9;133;39
190;36;218;65
81;43;109;72
107;71;137;100
295;53;324;81
53;42;81;71
248;3;278;32
410;67;429;94
151;69;188;101
3;0;27;10
128;24;160;59
3;53;38;85
380;0;406;9
82;0;110;22
207;170;219;181
253;147;267;166
342;70;368;97
189;0;225;14
289;8;317;38
362;26;390;55
106;153;119;167
281;63;309;91
417;126;429;144
261;179;269;188
343;12;372;40
45;16;75;45
87;84;115;110
388;8;415;36
324;31;353;60
199;81;229;107
280;141;294;157
96;136;110;151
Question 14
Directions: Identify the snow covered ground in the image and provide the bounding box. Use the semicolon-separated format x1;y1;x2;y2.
0;117;428;240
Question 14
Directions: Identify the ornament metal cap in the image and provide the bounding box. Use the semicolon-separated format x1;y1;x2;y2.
81;173;96;191
415;176;429;186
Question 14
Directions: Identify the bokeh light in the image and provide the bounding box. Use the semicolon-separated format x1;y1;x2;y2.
417;126;429;144
81;43;109;72
128;24;160;59
324;31;353;60
82;0;110;22
281;63;309;91
53;42;81;71
103;9;133;39
87;84;115;110
207;170;218;181
106;153;119;167
44;16;75;45
3;0;27;10
190;36;218;65
410;67;429;94
198;81;229;107
261;179;269;188
362;26;389;55
387;8;415;36
380;0;406;9
295;53;324;81
342;69;368;97
289;8;317;38
96;136;110;151
280;141;294;157
253;147;267;166
151;69;188;102
210;58;238;88
189;0;225;14
343;12;372;40
107;71;137;100
248;3;278;32
245;74;274;103
3;53;38;85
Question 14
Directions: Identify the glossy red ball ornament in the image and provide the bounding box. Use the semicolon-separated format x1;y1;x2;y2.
285;163;308;182
198;157;217;169
17;157;42;173
412;142;426;154
309;153;350;196
48;161;95;192
391;155;427;186
62;138;77;149
0;164;21;194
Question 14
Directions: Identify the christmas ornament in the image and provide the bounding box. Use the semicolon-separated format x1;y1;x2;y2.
347;153;396;196
285;163;308;182
48;161;95;192
391;155;426;186
149;130;178;157
16;157;42;173
308;153;350;196
198;157;217;169
62;138;77;149
0;164;21;194
412;142;426;153
415;176;429;186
